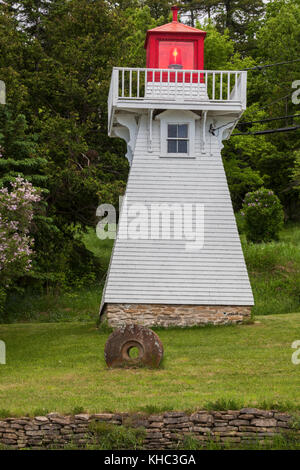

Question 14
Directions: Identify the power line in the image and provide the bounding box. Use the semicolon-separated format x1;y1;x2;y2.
232;125;300;136
211;111;300;135
237;114;300;127
243;58;300;71
256;94;290;111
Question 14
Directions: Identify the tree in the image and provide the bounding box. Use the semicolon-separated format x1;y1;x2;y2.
181;0;264;55
0;107;47;188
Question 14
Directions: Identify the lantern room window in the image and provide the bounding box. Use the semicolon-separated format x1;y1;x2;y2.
158;41;195;70
167;124;188;153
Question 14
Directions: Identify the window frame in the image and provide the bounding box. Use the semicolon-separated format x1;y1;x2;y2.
156;110;198;158
167;123;189;155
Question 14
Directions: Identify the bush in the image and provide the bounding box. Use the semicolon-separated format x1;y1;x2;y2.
241;188;284;243
0;177;41;310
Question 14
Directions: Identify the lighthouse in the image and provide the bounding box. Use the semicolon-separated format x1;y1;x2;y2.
100;6;254;327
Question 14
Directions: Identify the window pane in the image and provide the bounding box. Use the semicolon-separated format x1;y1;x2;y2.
178;140;188;153
168;124;177;138
167;139;177;153
178;124;188;138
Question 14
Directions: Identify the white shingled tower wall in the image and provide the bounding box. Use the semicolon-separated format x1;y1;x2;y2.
100;8;254;327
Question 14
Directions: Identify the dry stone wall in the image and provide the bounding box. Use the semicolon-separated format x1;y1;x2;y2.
0;409;297;449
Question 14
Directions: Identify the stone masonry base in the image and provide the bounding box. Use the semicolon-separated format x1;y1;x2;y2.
0;410;297;449
102;303;252;328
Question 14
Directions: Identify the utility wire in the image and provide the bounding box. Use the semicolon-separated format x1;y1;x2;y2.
232;125;300;136
238;114;300;126
257;94;291;111
208;58;300;134
210;109;300;134
243;58;300;71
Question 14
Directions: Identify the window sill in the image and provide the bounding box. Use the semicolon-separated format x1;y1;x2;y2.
160;154;196;159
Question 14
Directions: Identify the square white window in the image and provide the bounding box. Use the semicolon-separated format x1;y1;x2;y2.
167;124;189;154
156;110;199;158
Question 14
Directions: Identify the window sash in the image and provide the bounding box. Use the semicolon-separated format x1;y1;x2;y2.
167;123;189;154
167;139;188;154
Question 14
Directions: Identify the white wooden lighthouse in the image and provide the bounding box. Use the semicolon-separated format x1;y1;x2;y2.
100;6;254;327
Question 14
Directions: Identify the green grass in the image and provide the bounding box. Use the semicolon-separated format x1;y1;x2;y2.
241;222;300;316
0;313;299;415
3;287;102;323
80;229;114;264
181;432;300;450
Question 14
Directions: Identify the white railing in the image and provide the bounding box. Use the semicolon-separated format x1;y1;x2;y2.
109;67;247;106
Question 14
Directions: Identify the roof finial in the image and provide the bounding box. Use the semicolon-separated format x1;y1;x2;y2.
171;5;178;22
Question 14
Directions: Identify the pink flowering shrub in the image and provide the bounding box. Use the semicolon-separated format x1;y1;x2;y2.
0;177;41;308
241;188;284;243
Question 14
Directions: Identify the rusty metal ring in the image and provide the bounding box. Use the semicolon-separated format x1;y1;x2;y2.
104;324;164;368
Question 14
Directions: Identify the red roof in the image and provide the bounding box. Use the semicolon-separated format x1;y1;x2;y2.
144;7;206;49
147;21;205;35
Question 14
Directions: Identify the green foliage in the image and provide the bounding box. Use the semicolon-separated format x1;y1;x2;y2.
242;231;300;316
199;22;234;70
180;432;300;450
71;406;85;415
0;287;6;314
184;0;265;54
88;421;146;450
292;151;300;194
204;398;242;411
0;0;130;303
224;159;264;211
0;409;12;418
138;404;174;414
1;286;102;323
241;188;284;243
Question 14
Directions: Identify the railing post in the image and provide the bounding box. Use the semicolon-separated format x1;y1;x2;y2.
240;71;247;109
122;69;125;98
113;68;119;104
129;69;132;98
227;72;230;100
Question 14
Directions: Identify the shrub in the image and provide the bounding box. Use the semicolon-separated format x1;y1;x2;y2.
241;188;284;243
0;177;41;310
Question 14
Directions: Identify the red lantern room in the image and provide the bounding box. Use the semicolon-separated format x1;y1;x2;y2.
144;6;206;71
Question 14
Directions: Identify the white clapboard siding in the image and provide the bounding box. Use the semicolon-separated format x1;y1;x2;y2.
101;114;254;309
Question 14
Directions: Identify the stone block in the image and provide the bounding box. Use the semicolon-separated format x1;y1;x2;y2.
251;419;277;427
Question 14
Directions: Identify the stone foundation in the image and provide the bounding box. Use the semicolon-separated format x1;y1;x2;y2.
102;303;252;328
0;410;297;449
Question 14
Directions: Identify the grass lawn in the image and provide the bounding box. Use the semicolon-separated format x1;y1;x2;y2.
0;312;299;416
241;222;300;316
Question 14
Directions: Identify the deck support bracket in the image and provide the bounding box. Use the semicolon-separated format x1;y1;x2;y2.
114;113;138;165
201;111;207;154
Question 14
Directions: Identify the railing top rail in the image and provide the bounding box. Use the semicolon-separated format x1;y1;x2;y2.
112;67;246;74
